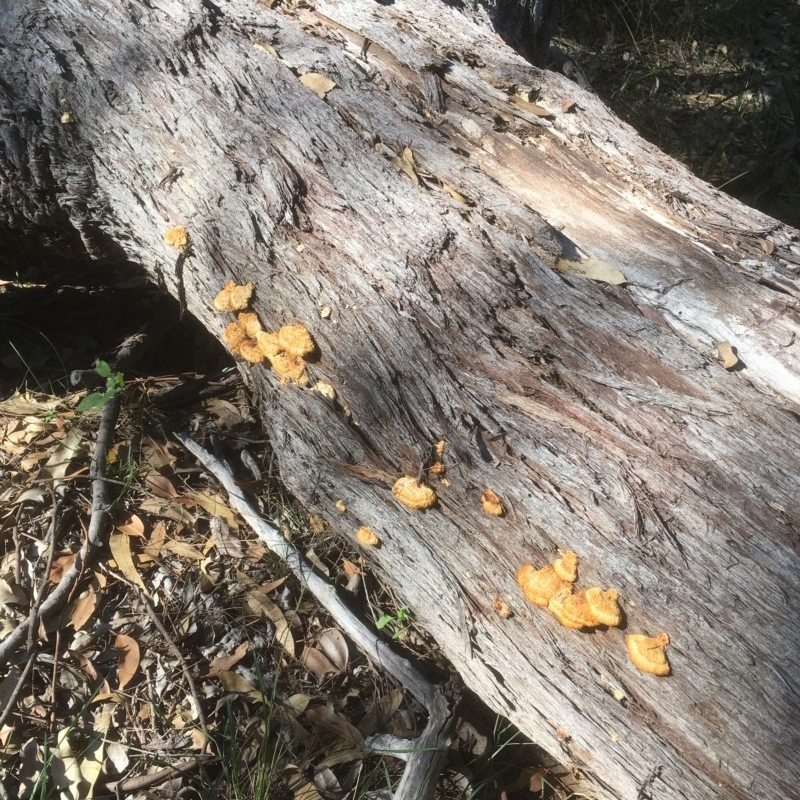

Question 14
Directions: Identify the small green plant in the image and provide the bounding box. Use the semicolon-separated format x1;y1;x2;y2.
77;360;125;411
376;606;413;640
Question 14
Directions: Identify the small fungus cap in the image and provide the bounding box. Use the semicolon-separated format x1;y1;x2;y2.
164;226;189;249
553;550;578;583
554;591;598;629
239;339;266;363
516;564;569;608
391;476;437;510
237;312;263;339
278;324;316;357
481;489;504;517
356;526;380;546
548;587;591;629
270;353;308;385
224;321;246;351
585;587;622;627
213;280;253;312
625;633;671;676
256;331;281;357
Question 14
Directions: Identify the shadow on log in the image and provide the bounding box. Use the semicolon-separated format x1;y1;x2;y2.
1;1;799;798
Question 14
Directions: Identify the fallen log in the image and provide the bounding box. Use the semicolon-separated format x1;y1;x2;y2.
1;1;799;798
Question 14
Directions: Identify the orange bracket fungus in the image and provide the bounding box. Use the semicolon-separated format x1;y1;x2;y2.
626;633;671;676
163;226;189;249
549;587;623;630
481;488;505;517
237;312;263;339
553;550;578;583
356;526;380;546
213;280;253;312
256;330;281;358
516;564;570;608
584;588;623;627
391;476;437;510
277;324;316;357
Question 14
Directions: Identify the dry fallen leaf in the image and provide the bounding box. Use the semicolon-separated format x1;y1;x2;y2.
316;628;349;672
555;257;628;285
115;633;140;690
109;533;148;593
208;641;251;675
300;72;337;98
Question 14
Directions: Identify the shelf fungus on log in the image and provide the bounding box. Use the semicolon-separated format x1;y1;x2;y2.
270;353;309;385
239;339;266;364
163;225;189;249
278;324;316;357
549;587;623;630
238;312;264;339
481;488;505;517
626;632;671;676
516;564;571;608
392;476;438;510
356;526;380;546
553;550;578;583
213;280;253;312
256;331;281;357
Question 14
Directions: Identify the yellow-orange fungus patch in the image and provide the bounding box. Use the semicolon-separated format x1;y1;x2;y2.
626;633;671;676
391;477;437;510
516;564;569;608
553;550;578;583
278;324;315;357
164;226;188;249
481;489;505;517
213;280;253;312
356;526;379;546
585;587;623;627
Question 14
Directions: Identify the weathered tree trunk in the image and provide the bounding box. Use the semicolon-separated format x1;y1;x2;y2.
2;2;800;799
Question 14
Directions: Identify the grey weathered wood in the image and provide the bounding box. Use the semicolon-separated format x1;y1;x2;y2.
2;1;800;799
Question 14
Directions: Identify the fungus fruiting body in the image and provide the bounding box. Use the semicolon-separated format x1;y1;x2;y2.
585;588;623;627
626;633;671;676
224;321;247;351
356;526;380;546
481;489;505;517
391;477;437;510
278;324;315;357
213;280;253;312
256;331;281;357
164;226;189;249
553;550;578;583
270;353;309;385
237;312;263;339
238;339;266;363
516;564;570;608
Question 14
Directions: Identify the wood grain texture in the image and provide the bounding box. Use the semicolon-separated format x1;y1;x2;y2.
2;1;799;798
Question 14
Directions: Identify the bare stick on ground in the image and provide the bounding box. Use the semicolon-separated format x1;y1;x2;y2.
0;394;121;667
176;433;460;800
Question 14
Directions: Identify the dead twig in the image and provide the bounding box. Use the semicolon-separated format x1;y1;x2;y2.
135;587;212;754
0;394;121;667
0;496;59;729
176;433;460;800
107;754;217;793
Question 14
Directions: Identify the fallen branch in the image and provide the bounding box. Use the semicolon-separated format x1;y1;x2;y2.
0;394;121;666
176;433;460;800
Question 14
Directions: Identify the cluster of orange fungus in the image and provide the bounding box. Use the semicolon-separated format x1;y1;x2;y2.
392;476;437;510
213;280;253;312
517;551;623;631
213;283;316;385
626;633;671;676
550;587;623;630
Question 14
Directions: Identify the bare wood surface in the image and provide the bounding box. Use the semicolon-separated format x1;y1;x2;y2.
2;1;800;798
